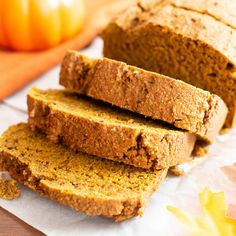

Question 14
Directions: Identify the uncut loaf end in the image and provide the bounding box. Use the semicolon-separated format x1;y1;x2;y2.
102;0;235;127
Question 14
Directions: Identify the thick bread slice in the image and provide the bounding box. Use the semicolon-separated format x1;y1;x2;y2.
28;88;196;170
59;51;227;143
0;124;168;221
102;0;236;128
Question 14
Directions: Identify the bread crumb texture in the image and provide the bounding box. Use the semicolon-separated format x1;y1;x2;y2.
28;88;196;170
0;172;20;200
0;124;167;221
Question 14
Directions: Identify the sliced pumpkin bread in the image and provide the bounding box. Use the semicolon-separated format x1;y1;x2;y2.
102;0;236;128
59;51;227;143
0;123;167;221
28;88;196;170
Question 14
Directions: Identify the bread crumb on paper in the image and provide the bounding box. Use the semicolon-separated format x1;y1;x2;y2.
0;172;20;200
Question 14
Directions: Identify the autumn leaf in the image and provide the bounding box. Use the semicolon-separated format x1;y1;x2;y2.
222;163;236;220
222;163;236;184
167;188;236;236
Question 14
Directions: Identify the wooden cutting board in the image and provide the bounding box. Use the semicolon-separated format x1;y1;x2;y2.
0;0;135;100
0;207;45;236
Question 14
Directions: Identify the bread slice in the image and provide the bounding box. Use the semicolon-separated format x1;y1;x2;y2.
28;88;196;170
59;51;227;143
102;0;236;128
0;123;167;221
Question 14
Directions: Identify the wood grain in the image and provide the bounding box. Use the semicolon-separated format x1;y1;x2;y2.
0;207;44;236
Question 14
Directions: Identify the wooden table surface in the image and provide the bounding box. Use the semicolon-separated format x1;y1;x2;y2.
0;207;44;236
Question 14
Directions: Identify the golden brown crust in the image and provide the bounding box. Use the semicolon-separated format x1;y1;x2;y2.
59;51;227;143
0;124;168;221
102;1;236;128
172;0;236;30
27;88;196;169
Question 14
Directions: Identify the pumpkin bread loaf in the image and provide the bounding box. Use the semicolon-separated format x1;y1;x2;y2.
59;51;227;143
102;0;236;128
0;123;167;221
28;88;196;170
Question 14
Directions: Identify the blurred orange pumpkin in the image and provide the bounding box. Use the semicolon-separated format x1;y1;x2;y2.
0;0;85;51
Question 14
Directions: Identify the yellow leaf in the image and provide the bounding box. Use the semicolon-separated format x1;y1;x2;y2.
167;188;236;236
